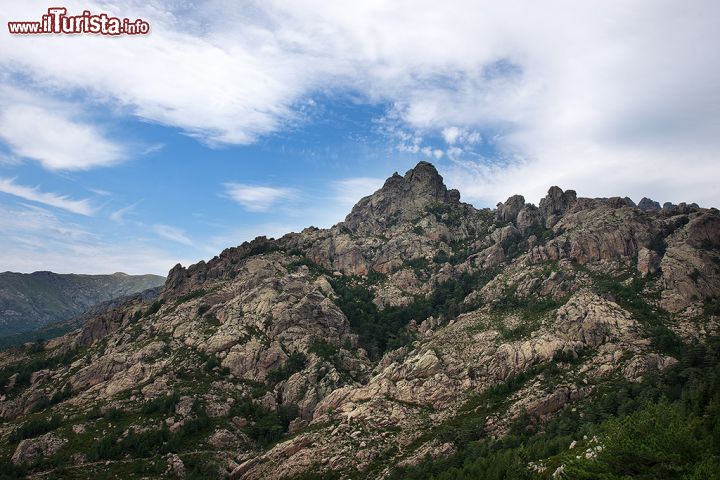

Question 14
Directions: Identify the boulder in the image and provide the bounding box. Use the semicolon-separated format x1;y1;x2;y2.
12;433;67;465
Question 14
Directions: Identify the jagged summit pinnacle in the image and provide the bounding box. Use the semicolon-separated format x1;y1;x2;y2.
343;161;461;234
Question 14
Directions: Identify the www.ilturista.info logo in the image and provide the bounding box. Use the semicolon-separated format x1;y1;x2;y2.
8;7;150;35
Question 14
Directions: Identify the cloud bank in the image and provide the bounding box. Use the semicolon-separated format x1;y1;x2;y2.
2;1;717;204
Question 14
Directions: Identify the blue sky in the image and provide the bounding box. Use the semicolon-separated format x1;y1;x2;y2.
0;1;718;275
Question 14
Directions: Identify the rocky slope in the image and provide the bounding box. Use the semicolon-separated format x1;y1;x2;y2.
0;272;165;337
0;161;718;479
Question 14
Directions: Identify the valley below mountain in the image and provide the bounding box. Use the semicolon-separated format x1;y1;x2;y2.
1;161;719;479
0;272;166;338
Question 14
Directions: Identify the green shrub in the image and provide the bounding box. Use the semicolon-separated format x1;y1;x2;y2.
405;257;430;272
0;459;28;479
231;398;299;447
86;406;103;420
390;336;720;480
144;299;164;317
50;383;72;405
705;297;720;317
308;339;338;361
204;355;220;371
267;351;307;384
0;347;78;392
176;289;207;305
141;392;180;415
330;270;495;359
103;407;124;421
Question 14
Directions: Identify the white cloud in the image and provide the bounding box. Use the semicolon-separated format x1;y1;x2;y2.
442;146;720;209
441;127;461;145
222;183;297;212
0;102;125;170
0;177;95;215
442;127;481;146
1;1;718;203
152;224;193;246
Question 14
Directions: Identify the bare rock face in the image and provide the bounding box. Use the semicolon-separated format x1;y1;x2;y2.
516;205;542;233
470;244;506;270
638;197;661;211
209;428;240;449
660;213;720;312
637;248;661;277
529;208;644;265
539;186;577;227
12;433;67;465
344;161;461;235
622;353;678;382
497;195;526;224
166;453;186;478
396;440;456;468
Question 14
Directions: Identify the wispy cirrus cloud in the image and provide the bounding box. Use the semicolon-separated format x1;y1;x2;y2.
222;183;297;212
110;201;141;223
0;177;95;216
152;224;193;246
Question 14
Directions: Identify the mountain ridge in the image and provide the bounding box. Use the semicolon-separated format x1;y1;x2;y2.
0;161;719;478
0;271;166;337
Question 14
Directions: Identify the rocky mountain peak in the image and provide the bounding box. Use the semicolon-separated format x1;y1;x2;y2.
539;186;577;227
638;197;661;211
343;161;460;234
403;161;456;200
1;162;720;478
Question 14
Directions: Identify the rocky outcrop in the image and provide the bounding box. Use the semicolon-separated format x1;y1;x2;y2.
638;197;661;211
11;433;66;465
166;453;186;477
497;195;526;224
343;161;462;235
654;213;720;312
539;186;577;227
637;248;661;277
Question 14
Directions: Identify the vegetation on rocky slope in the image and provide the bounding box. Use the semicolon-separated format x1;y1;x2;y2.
390;336;720;480
1;162;719;479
